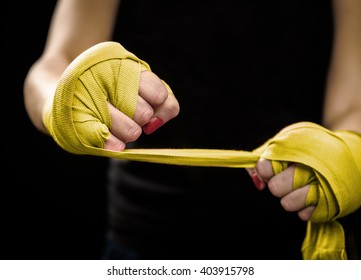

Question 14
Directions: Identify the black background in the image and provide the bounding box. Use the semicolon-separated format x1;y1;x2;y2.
2;1;109;259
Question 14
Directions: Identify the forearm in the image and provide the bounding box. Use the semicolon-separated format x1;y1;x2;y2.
24;54;71;133
23;0;120;134
323;0;361;133
44;0;120;60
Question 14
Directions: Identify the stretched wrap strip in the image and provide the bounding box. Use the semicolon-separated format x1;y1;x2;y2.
43;41;361;260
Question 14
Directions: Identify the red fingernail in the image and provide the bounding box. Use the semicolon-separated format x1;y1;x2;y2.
143;117;164;135
251;173;265;191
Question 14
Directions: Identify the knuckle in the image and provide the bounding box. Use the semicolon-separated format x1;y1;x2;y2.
280;197;293;211
298;206;315;221
298;210;311;221
267;179;283;197
152;82;168;105
256;159;272;181
166;101;180;119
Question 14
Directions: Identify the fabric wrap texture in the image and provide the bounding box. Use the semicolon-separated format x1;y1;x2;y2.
43;41;361;260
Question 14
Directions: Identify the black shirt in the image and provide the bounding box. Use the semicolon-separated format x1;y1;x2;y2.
107;0;334;259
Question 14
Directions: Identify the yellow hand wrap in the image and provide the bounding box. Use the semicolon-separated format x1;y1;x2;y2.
43;41;151;153
43;41;361;259
253;123;361;259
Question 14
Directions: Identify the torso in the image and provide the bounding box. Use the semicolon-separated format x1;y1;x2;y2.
107;0;333;259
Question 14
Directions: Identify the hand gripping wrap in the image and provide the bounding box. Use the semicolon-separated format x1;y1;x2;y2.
43;41;361;259
253;123;361;259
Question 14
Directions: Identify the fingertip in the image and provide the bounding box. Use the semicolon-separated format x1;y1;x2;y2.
104;134;126;151
143;117;164;135
247;168;266;191
298;206;316;221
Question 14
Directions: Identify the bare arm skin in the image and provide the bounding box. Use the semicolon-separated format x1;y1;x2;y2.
323;0;361;133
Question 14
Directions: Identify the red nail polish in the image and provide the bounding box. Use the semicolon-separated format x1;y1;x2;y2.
143;117;164;135
251;173;265;191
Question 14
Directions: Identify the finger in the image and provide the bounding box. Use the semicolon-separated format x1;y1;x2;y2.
298;206;316;221
139;71;169;107
267;163;297;197
108;102;142;143
104;133;126;151
255;158;274;182
143;92;180;135
138;71;180;135
142;84;180;134
132;95;154;126
280;184;311;212
246;168;266;190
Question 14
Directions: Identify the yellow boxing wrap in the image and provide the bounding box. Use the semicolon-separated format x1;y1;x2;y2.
43;41;151;154
42;41;260;168
43;41;361;259
253;123;361;259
